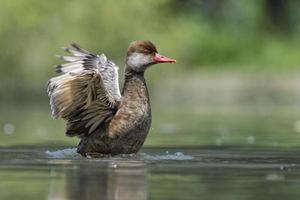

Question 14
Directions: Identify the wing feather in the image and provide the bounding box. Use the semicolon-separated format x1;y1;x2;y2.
56;43;121;100
47;43;121;137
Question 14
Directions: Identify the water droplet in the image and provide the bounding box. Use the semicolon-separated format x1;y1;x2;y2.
265;173;285;181
3;123;15;135
111;162;118;168
247;136;255;144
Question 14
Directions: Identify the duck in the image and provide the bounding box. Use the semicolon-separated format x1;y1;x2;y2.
47;40;176;156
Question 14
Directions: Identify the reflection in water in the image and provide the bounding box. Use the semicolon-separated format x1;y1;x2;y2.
48;163;148;200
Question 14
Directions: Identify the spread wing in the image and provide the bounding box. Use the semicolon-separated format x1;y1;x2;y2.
47;44;121;137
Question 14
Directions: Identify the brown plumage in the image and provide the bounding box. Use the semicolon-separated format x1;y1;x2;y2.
47;40;176;156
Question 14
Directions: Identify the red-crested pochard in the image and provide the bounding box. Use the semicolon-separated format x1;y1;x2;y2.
47;41;176;156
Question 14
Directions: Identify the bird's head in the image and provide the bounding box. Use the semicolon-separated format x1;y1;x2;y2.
126;40;176;72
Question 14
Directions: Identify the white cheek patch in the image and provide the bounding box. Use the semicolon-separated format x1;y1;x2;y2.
127;53;152;71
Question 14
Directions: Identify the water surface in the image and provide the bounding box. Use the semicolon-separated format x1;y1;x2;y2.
1;147;300;200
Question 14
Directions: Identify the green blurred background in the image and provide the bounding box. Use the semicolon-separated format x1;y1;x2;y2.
1;0;300;148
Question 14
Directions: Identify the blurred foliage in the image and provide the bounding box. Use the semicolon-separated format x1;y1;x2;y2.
0;0;300;99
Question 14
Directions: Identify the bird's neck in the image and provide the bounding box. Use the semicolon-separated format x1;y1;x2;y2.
122;66;150;103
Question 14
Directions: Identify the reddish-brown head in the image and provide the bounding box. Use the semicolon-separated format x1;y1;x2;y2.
126;40;176;72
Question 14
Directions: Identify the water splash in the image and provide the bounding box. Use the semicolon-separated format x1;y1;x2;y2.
45;148;78;158
45;148;193;161
138;152;194;161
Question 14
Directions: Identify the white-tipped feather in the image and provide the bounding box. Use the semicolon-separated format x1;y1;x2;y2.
59;65;84;73
98;54;107;63
65;48;87;57
48;43;121;136
60;61;84;67
58;55;84;62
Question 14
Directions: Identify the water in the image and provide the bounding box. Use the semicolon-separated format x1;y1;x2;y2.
2;104;300;200
0;147;300;200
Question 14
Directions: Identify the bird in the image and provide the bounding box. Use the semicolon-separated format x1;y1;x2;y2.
47;40;176;156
